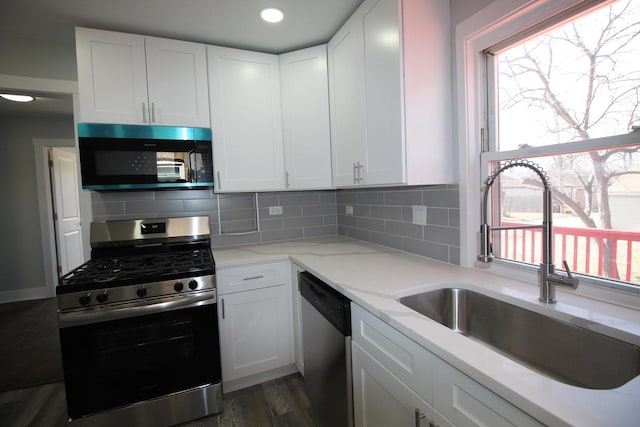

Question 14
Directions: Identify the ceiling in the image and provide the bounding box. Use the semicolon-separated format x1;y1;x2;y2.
0;0;364;118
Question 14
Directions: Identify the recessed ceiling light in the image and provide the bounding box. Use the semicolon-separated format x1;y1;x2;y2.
260;7;284;23
0;94;35;103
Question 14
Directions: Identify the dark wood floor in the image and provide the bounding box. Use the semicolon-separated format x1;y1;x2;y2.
0;374;316;427
0;298;63;392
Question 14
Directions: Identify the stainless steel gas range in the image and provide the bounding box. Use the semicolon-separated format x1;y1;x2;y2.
56;216;222;426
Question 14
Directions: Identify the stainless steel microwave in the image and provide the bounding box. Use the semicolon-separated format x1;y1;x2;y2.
77;123;214;191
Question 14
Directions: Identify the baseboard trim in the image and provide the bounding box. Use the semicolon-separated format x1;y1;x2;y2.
0;287;52;304
222;364;299;393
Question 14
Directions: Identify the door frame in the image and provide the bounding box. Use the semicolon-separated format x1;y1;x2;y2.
34;139;91;298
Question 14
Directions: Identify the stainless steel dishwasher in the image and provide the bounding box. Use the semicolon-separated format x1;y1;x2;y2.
299;271;353;427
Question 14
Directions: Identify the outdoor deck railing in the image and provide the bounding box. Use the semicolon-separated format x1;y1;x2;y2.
499;222;640;282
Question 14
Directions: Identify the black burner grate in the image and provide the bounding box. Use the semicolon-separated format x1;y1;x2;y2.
59;249;214;289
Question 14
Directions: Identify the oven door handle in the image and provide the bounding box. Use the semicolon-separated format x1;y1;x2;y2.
59;291;216;328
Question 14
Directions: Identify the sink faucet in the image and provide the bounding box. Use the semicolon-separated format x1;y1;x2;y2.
477;159;579;303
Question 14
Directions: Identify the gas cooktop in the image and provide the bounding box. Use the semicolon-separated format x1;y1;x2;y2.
57;248;214;294
56;217;216;311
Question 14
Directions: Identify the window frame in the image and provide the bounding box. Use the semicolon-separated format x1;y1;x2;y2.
455;0;640;304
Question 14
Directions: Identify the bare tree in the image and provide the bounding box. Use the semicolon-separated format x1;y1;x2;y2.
498;0;640;279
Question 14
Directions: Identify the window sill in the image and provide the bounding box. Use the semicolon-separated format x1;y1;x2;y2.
476;259;640;310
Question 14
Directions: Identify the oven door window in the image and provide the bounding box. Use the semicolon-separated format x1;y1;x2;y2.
59;304;221;419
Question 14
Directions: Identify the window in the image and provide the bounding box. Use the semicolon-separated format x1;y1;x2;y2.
482;0;640;289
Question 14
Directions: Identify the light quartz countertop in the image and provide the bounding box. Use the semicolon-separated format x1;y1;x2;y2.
213;236;640;427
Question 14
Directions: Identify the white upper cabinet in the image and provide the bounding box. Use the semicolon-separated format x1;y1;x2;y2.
207;46;285;192
328;15;367;187
328;0;453;187
76;28;147;124
280;46;333;189
144;36;209;127
76;27;210;127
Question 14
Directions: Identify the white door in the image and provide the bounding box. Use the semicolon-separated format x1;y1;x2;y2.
50;147;84;275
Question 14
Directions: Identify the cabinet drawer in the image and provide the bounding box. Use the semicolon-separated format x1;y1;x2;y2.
217;261;290;295
351;303;431;402
432;357;543;427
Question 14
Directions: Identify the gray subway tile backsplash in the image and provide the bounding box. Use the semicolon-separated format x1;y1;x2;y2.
337;184;460;265
89;185;460;264
90;189;339;249
384;190;423;206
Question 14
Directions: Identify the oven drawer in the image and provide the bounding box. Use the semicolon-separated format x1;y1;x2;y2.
217;260;290;294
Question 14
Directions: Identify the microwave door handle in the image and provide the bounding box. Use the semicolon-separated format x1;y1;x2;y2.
189;150;196;182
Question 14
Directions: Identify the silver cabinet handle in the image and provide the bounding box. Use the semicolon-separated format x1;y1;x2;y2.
142;102;148;123
151;102;156;123
414;409;426;427
221;298;225;319
217;171;221;190
243;274;264;281
353;161;363;183
285;171;290;187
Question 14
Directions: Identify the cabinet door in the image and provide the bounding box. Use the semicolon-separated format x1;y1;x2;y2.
76;27;148;124
207;46;285;192
361;0;404;185
353;341;433;427
145;37;210;127
432;357;544;427
280;46;332;189
218;285;293;382
351;303;432;402
328;14;366;187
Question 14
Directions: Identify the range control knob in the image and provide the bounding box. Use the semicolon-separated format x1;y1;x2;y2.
96;291;109;304
174;282;184;292
137;288;148;298
188;279;198;290
78;293;91;306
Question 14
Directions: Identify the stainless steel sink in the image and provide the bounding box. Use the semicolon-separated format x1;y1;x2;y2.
398;288;640;389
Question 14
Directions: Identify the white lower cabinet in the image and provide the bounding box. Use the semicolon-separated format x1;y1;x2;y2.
351;303;541;427
217;261;294;388
432;357;543;427
353;341;435;427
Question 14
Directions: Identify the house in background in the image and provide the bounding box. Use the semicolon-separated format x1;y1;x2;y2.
609;163;640;231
